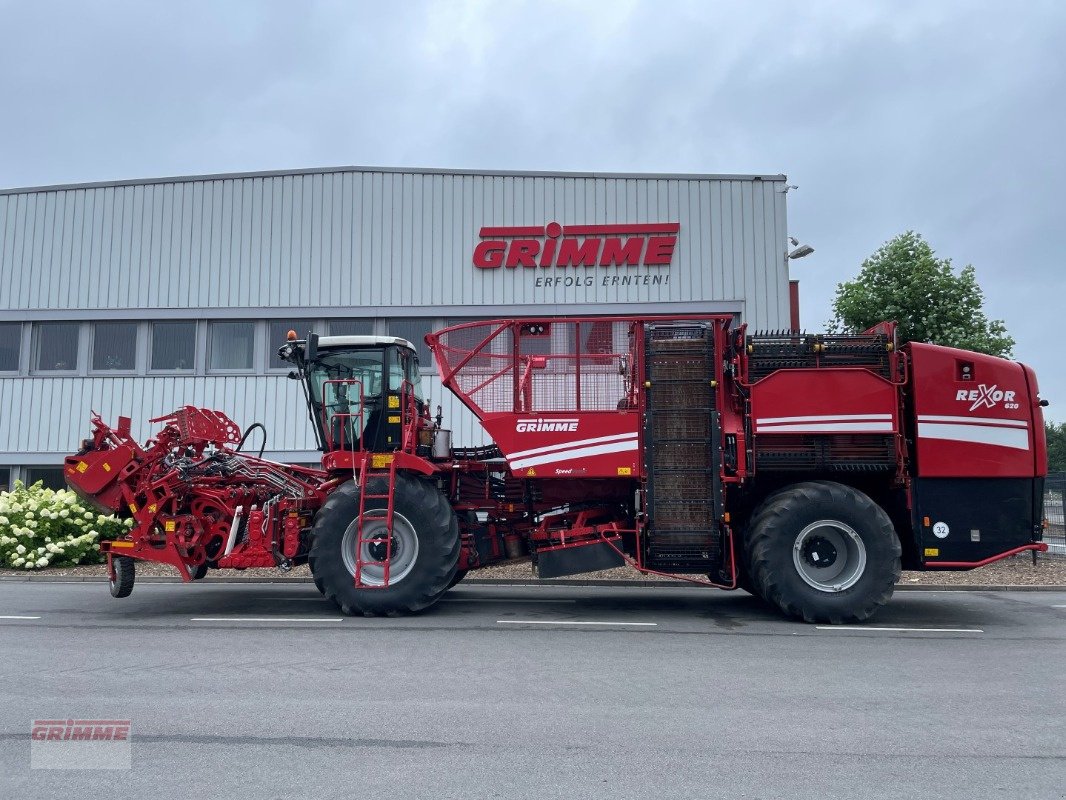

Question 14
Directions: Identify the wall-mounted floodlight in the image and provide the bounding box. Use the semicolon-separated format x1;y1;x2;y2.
788;243;814;260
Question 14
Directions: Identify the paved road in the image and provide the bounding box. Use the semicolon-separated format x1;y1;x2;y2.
1;581;1064;800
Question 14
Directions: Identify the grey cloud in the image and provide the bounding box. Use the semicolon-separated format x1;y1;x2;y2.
1;0;1063;418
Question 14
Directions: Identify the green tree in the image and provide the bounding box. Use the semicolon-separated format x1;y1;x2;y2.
830;231;1014;357
1047;422;1066;473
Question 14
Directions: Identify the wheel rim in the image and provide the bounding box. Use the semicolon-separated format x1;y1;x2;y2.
340;511;419;586
792;519;866;593
110;560;121;589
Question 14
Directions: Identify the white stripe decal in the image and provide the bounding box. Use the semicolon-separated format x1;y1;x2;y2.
756;413;892;425
917;422;1029;450
917;414;1027;428
508;432;637;460
756;422;895;433
510;439;639;469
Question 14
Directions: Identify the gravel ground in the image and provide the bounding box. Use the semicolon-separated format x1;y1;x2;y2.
2;554;1063;585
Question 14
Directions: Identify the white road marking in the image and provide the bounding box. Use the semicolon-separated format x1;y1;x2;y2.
497;620;657;627
190;617;344;623
442;598;577;604
816;626;983;633
0;615;41;620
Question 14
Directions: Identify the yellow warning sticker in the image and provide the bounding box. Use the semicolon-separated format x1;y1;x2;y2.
387;396;400;409
128;503;137;514
924;547;939;557
388;415;401;424
102;463;111;472
111;541;134;549
76;461;88;473
164;520;176;532
371;453;394;469
617;466;633;476
147;504;157;514
526;468;536;477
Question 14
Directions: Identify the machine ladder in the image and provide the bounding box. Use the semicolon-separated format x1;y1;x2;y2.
353;454;399;588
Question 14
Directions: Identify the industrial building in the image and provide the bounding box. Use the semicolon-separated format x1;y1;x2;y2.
0;166;796;488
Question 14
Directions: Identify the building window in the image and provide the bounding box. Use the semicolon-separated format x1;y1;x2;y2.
269;320;312;370
24;467;66;491
151;321;196;371
209;321;255;371
34;322;79;372
0;467;10;491
92;321;138;371
0;323;19;371
444;318;491;351
386;318;434;368
329;318;374;336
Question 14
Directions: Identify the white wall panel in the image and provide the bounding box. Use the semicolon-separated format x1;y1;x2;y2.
2;168;788;322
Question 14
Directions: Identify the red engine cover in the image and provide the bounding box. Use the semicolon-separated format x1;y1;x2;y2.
907;343;1039;478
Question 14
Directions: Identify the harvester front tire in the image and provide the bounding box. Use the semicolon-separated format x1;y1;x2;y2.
448;569;468;589
309;475;459;616
109;556;135;598
745;481;900;624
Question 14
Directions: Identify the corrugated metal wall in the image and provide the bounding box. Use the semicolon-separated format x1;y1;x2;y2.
0;167;788;465
0;374;487;463
1;168;788;316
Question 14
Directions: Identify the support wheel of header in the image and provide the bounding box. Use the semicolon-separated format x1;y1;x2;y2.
309;475;460;616
745;481;900;624
109;555;136;598
188;562;208;581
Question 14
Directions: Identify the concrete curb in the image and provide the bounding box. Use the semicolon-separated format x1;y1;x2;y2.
0;575;1062;591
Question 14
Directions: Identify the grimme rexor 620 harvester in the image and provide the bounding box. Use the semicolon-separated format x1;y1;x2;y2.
65;316;1049;622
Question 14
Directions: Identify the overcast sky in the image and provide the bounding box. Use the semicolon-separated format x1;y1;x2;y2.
1;0;1063;421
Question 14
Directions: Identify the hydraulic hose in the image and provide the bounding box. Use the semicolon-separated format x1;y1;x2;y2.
236;422;268;459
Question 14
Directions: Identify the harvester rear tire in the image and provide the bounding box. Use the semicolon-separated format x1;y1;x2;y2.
448;569;468;589
109;556;135;598
309;474;460;616
745;481;900;624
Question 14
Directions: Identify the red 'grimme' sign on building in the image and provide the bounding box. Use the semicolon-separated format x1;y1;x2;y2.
473;222;679;269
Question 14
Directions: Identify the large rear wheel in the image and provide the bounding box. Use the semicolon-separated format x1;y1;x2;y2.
745;481;900;623
309;474;460;615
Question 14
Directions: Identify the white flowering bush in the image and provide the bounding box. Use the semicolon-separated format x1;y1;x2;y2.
0;481;132;570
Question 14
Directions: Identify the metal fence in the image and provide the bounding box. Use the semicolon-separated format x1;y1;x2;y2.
1044;471;1065;557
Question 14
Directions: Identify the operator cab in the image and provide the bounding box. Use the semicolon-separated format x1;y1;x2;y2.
279;333;424;453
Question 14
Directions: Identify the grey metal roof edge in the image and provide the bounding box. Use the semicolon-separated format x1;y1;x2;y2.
0;165;788;195
2;299;744;321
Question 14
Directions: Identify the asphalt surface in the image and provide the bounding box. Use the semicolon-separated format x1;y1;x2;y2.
1;582;1064;800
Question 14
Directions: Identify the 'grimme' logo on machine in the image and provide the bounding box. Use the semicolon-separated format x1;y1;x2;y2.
516;418;579;433
956;384;1018;411
473;222;679;269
